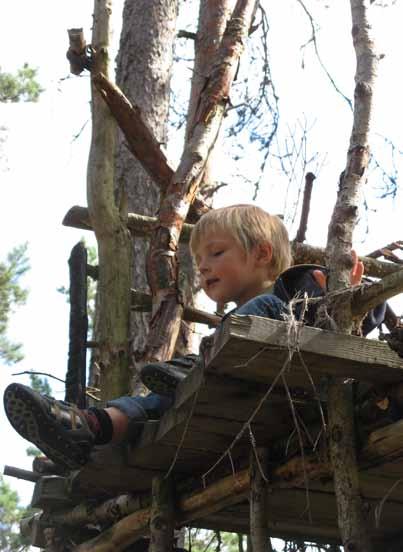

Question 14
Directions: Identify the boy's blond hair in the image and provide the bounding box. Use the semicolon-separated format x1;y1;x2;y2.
190;204;292;280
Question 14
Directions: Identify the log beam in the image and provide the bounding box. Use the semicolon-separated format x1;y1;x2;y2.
49;418;403;540
63;205;402;280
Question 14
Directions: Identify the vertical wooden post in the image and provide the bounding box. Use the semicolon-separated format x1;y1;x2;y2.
65;241;88;408
149;476;175;552
249;448;273;552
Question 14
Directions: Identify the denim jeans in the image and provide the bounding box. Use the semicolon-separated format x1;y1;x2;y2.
107;293;287;421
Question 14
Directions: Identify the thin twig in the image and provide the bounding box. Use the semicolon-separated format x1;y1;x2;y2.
282;372;312;524
12;371;65;384
164;385;201;479
296;0;352;109
374;478;403;528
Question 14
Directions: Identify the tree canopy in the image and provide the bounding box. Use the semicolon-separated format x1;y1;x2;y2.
0;63;43;103
0;244;29;365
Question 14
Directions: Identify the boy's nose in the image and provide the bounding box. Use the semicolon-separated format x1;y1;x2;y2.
198;260;210;274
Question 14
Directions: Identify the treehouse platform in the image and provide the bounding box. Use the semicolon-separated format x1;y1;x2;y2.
20;316;403;549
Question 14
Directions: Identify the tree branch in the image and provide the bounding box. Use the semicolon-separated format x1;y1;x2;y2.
295;172;316;243
91;73;210;222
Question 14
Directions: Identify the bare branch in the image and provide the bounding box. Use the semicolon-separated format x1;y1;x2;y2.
295;172;316;243
296;0;352;109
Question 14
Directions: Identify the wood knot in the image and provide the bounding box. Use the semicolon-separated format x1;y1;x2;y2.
331;426;343;443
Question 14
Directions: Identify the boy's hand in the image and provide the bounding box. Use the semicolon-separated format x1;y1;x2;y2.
312;250;364;290
350;250;364;286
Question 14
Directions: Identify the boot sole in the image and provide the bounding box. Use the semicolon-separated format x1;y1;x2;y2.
141;368;180;397
4;384;89;470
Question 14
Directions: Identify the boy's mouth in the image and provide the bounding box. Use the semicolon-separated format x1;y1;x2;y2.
206;278;219;288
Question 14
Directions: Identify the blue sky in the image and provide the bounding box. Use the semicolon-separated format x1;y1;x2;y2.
1;0;403;509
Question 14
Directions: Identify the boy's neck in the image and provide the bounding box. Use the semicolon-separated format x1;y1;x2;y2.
235;279;274;307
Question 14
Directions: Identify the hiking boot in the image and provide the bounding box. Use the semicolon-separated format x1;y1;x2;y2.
4;383;95;470
140;354;199;397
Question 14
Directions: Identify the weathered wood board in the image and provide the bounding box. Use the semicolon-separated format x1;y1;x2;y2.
71;316;403;544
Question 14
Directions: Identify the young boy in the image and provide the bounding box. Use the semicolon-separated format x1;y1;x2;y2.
4;204;363;471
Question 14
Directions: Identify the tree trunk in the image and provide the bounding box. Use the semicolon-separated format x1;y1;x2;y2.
140;0;259;367
325;1;379;550
87;0;132;402
186;0;236;198
114;0;180;379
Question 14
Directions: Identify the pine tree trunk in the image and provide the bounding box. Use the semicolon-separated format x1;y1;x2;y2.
114;0;180;376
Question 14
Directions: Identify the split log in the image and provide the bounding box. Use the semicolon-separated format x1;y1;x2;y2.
324;1;379;550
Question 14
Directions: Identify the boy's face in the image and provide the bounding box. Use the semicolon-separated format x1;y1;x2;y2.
194;230;272;307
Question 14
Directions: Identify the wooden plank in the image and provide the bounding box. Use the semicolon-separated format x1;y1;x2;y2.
207;315;403;388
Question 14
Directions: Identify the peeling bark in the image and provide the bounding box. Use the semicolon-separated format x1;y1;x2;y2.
140;0;259;365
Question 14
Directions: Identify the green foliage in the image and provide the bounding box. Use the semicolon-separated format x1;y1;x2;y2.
0;63;43;103
0;244;29;365
0;476;30;551
29;372;52;395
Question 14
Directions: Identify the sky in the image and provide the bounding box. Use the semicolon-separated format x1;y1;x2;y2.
1;0;403;514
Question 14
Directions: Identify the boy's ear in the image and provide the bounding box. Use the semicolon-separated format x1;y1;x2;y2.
255;242;273;266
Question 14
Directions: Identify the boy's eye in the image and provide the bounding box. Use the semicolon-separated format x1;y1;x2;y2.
213;250;224;257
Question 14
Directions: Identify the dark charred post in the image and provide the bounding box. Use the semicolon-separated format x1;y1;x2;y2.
3;465;40;482
249;448;273;552
65;242;88;408
295;172;316;243
149;476;174;552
